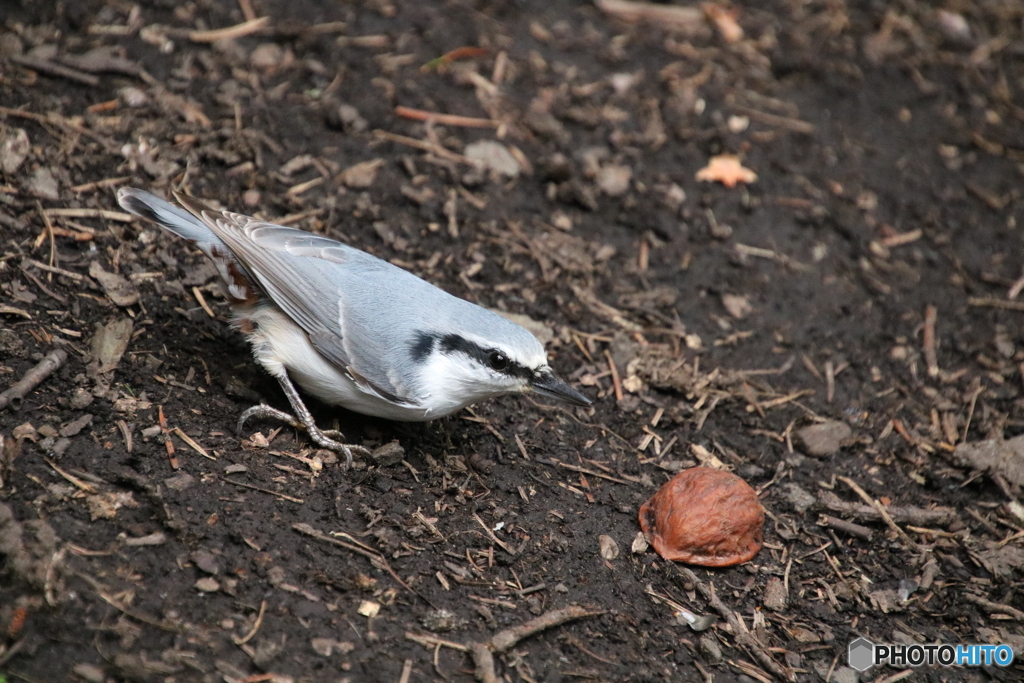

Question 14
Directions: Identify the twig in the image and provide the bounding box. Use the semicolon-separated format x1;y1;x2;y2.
292;523;423;601
676;567;794;681
233;600;267;644
372;129;481;167
923;304;938;377
190;16;270;42
224;477;302;503
837;476;920;551
394;106;500;129
819;515;873;541
962;593;1024;620
0;348;67;410
967;297;1024;311
819;499;955;526
605;350;624;401
9;53;99;86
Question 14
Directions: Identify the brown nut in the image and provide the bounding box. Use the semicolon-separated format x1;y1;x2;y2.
639;466;763;567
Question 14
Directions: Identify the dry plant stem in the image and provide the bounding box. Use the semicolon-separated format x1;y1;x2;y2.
0;348;67;411
471;606;602;683
837;476;921;551
962;593;1024;620
820;515;873;541
676;567;795;682
292;523;423;601
394;106;500;129
820;499;955;526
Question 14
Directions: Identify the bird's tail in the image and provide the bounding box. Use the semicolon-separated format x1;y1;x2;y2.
117;187;260;305
117;187;227;259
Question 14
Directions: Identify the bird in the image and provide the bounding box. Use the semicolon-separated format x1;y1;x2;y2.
117;188;591;467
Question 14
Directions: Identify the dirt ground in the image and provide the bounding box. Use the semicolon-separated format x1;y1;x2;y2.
2;0;1024;681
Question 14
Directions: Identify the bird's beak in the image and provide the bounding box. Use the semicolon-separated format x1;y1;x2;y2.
531;371;592;407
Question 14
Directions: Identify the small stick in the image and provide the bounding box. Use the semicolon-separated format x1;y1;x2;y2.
676;567;794;681
923;304;938;377
70;176;131;193
471;606;601;683
232;600;267;645
605;350;623;401
819;515;873;541
0;348;67;411
961;593;1024;621
837;476;920;551
292;523;420;599
967;297;1024;311
9;53;99;86
157;405;179;470
394;106;500;129
189;16;269;42
372;129;481;167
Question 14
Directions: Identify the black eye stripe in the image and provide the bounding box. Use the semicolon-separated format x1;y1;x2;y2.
410;331;436;363
438;333;533;380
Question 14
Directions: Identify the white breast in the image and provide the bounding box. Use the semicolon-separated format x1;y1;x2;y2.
240;307;435;422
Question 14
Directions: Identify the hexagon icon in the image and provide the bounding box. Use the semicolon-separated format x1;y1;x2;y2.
848;638;875;672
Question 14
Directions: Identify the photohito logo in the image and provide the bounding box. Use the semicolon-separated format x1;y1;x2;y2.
848;637;1015;671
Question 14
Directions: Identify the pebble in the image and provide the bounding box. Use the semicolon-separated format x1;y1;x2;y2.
464;140;519;179
795;420;852;456
1;127;30;174
69;387;94;409
596;164;631;196
195;577;220;592
780;483;816;514
27;166;59;200
71;663;105;683
763;576;788;611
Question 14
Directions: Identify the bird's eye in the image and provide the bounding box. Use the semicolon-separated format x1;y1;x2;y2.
488;351;509;371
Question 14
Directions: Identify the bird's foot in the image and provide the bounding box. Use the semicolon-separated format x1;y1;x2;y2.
237;403;369;469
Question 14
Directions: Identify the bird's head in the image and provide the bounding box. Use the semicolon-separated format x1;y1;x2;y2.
407;323;591;415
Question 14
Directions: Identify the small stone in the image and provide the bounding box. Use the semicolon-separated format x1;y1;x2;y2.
164;473;196;492
699;634;723;663
596;164;631;196
224;463;248;474
141;425;162;438
1;128;30;174
464;140;520;179
357;600;380;618
795;421;852;456
249;42;284;70
598;534;619;560
339;158;385;188
267;566;286;587
370;441;405;467
60;414;93;438
27;167;59;200
780;483;816;514
71;662;106;683
119;86;149;107
763;576;788;612
192;550;221;575
421;608;460;631
69;387;94;409
830;667;859;683
195;577;220;592
631;531;649;554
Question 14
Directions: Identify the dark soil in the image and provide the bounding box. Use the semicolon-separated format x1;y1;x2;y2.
2;0;1024;681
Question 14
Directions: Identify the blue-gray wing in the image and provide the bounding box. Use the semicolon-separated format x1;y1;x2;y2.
175;195;420;404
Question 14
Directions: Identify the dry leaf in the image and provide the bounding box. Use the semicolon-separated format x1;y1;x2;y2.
695;154;757;187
